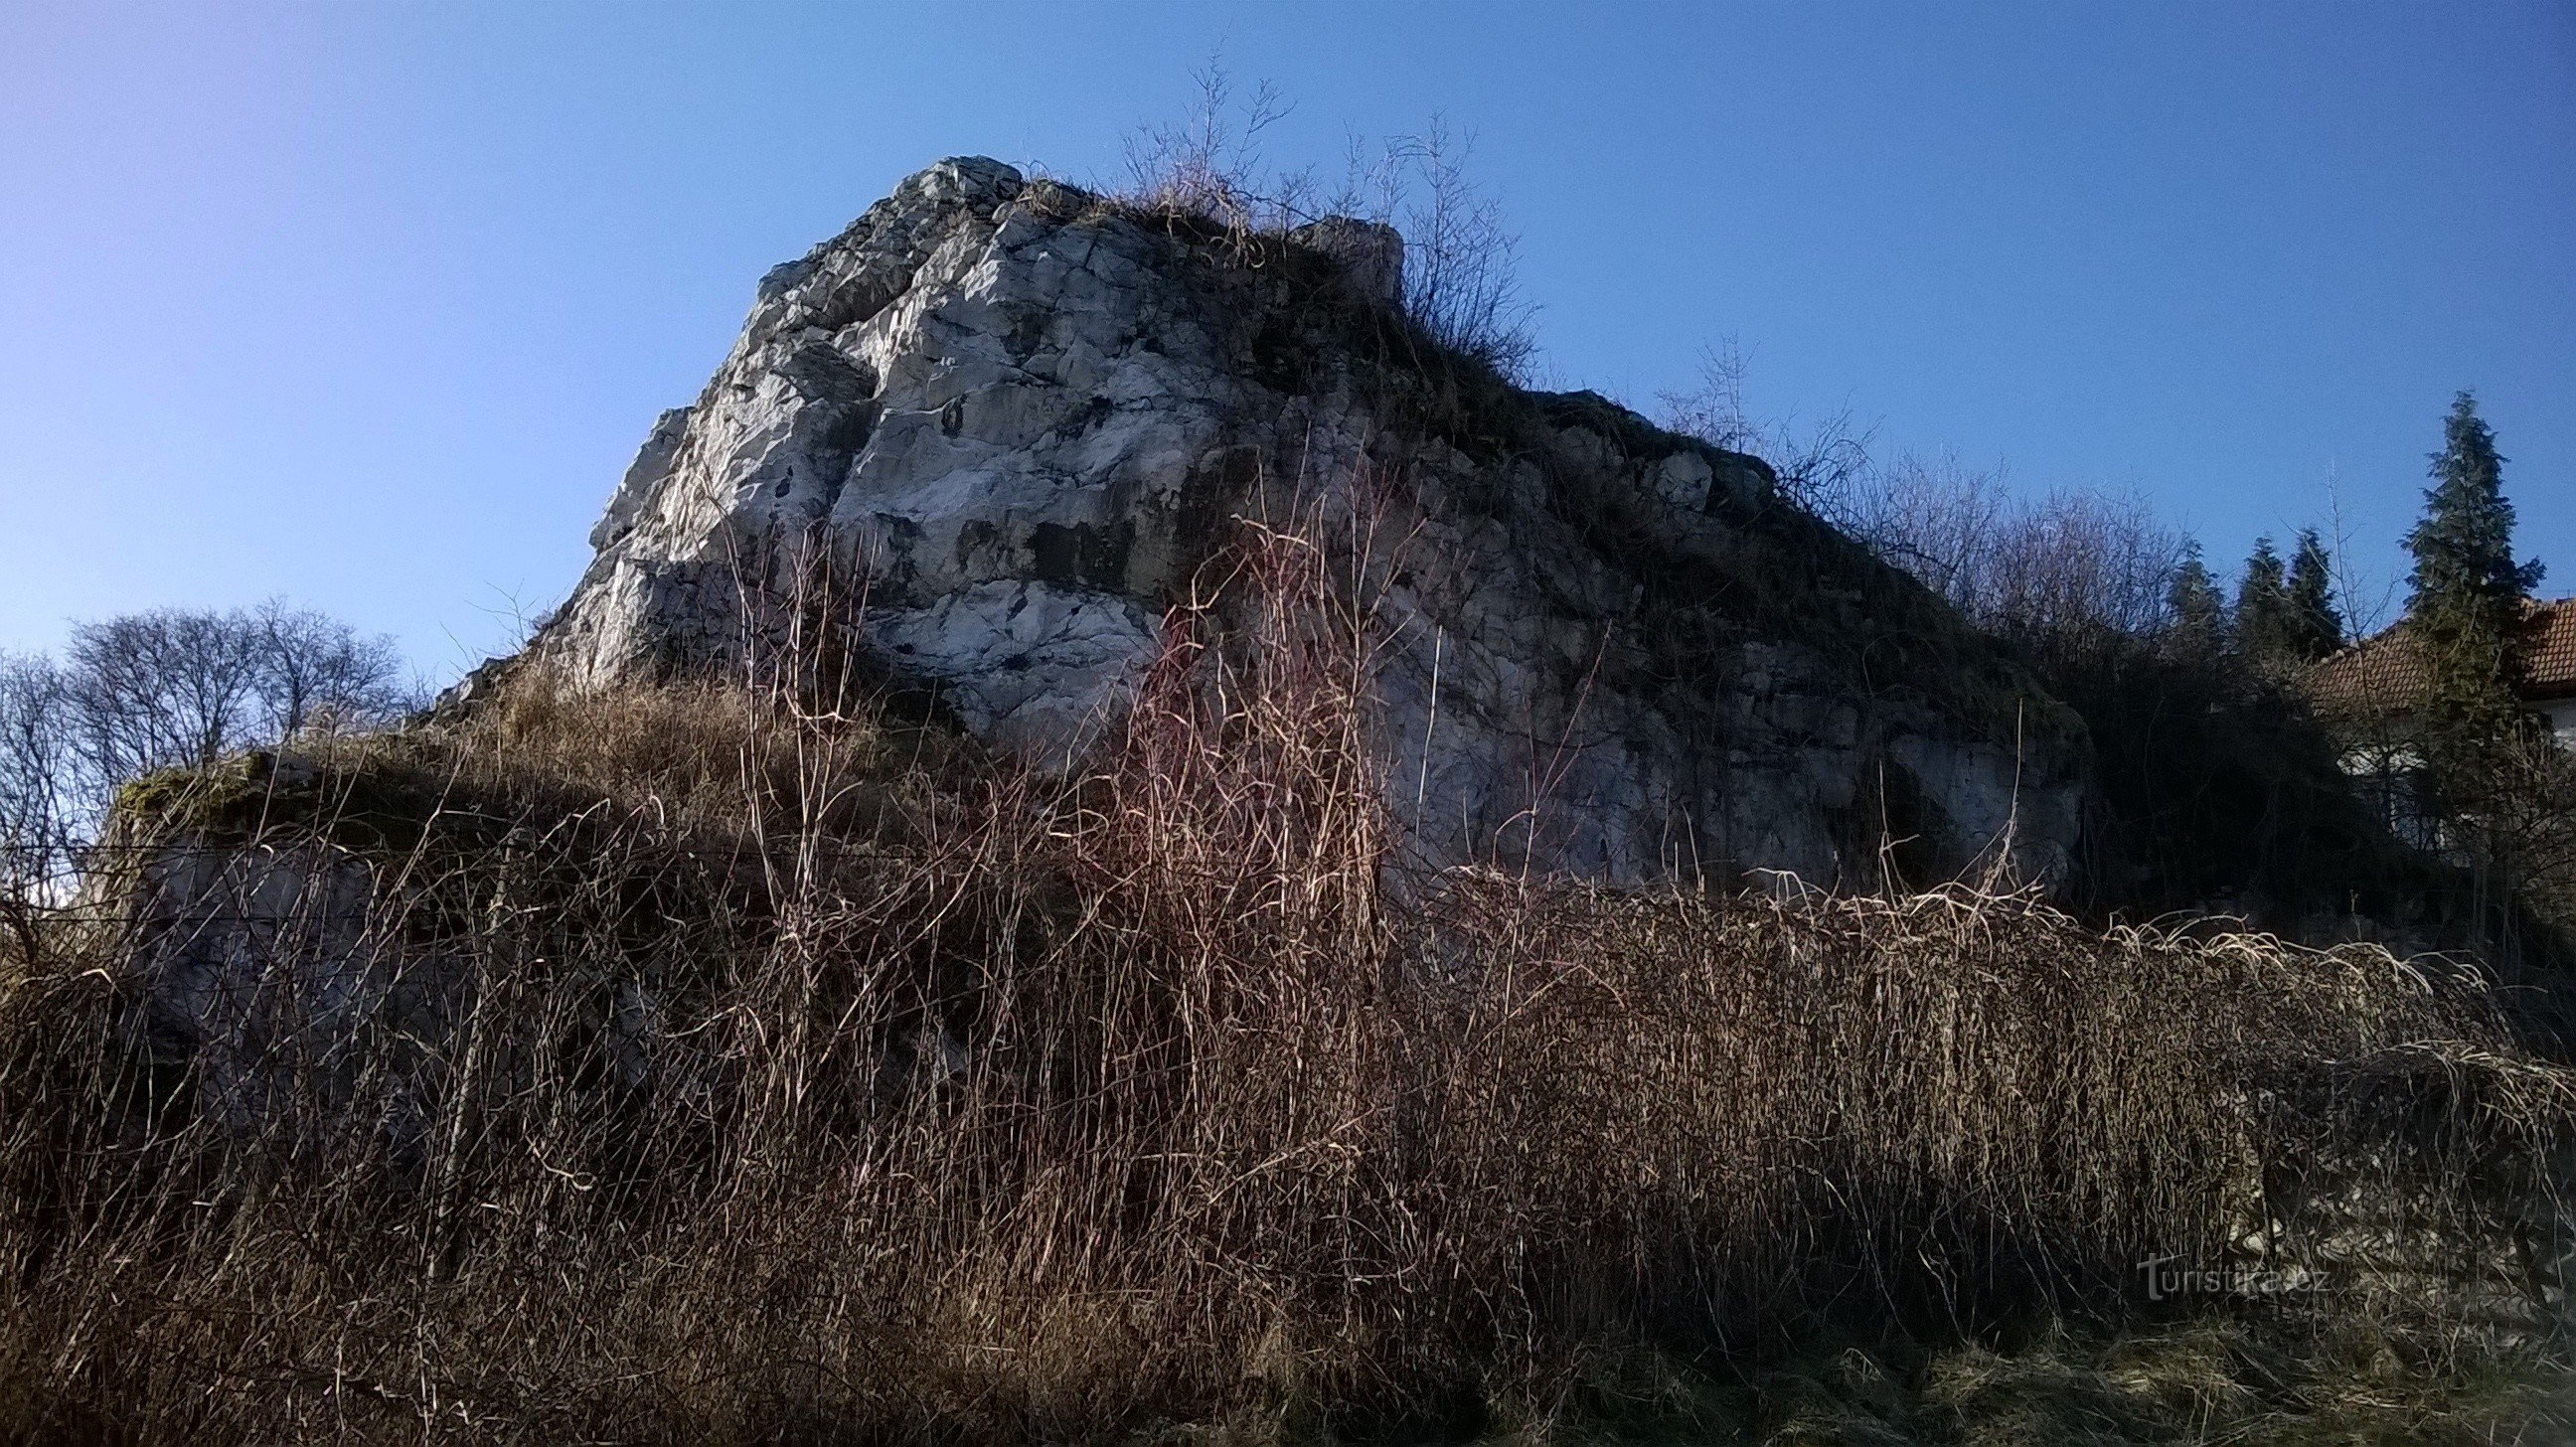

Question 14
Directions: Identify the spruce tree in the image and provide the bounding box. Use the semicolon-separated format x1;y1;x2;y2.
2284;528;2344;663
2234;536;2292;672
2404;392;2543;782
2165;543;2226;664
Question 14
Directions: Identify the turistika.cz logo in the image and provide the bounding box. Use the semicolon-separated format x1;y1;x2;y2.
2139;1253;2329;1302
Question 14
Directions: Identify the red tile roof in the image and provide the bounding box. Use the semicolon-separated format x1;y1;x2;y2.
2532;597;2576;699
2307;596;2576;717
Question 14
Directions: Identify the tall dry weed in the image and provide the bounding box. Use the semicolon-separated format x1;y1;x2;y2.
0;490;2566;1443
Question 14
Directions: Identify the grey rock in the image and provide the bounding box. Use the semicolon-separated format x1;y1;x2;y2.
106;833;452;1140
1288;217;1406;305
521;156;2089;889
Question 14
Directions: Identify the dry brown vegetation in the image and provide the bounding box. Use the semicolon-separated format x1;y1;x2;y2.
1;512;2572;1445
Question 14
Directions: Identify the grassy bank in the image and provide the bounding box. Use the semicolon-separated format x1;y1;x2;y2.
0;519;2569;1444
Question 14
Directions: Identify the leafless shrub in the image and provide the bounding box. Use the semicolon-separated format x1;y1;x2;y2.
1118;71;1537;379
1658;341;1758;453
1660;349;2182;664
1660;342;1873;513
1843;454;2186;667
1381;121;1536;378
1120;65;1298;237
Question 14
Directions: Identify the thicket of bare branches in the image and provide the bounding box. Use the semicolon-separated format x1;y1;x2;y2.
1852;458;2186;667
1118;68;1537;378
1665;371;2185;674
1660;342;1873;512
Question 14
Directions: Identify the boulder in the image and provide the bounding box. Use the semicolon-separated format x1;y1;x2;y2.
522;157;2088;889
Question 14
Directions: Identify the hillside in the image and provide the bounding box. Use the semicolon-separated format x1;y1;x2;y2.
2;159;2572;1445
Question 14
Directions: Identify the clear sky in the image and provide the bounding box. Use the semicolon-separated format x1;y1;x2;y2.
4;1;2570;680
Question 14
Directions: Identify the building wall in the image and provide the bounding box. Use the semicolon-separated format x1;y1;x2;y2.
2544;698;2576;749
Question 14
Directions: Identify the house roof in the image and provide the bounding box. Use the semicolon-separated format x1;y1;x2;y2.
2307;595;2576;717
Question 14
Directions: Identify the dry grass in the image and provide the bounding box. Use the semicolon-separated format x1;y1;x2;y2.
0;510;2570;1444
1480;1313;2574;1445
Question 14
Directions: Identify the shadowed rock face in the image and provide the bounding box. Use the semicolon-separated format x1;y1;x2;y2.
519;156;2088;889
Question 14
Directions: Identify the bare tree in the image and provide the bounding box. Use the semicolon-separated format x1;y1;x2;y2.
63;607;269;789
18;604;411;843
2323;462;2400;640
0;604;409;925
0;654;74;905
250;598;411;738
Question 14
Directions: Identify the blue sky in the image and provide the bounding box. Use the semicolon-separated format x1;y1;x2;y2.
4;1;2570;680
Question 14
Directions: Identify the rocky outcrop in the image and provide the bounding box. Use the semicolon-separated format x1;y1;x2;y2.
514;157;2087;889
84;756;458;1144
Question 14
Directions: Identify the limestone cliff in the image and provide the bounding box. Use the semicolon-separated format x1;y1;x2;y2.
499;157;2086;888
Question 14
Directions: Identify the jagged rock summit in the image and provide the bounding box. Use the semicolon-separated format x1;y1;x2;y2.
510;156;2086;888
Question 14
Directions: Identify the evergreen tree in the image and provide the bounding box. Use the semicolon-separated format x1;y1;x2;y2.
2165;542;2226;663
2404;392;2544;781
2284;528;2344;663
2234;536;2292;671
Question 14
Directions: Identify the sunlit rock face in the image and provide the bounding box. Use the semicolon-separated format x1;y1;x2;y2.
521;156;2087;889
